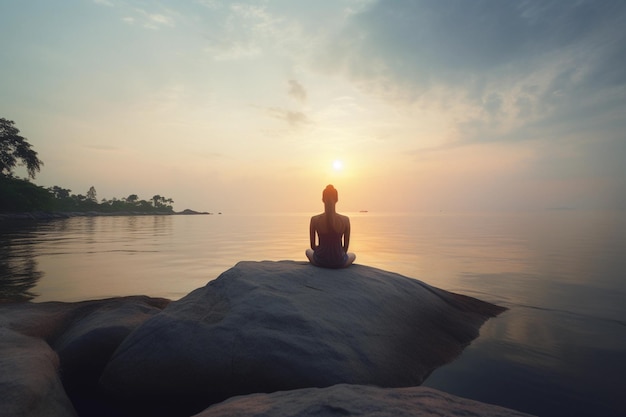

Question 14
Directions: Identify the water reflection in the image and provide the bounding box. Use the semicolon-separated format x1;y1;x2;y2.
424;303;626;417
0;222;43;301
0;216;179;302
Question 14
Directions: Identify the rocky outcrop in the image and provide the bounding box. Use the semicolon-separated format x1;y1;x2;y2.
0;328;77;417
178;209;212;215
194;384;532;417
99;261;506;415
0;296;170;417
0;261;519;417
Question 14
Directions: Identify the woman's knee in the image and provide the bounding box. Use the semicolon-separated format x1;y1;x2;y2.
344;252;356;267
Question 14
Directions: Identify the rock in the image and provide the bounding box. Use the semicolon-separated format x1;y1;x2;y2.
51;297;170;392
99;261;506;415
194;384;533;417
0;327;77;417
178;209;212;215
0;296;170;417
0;296;169;345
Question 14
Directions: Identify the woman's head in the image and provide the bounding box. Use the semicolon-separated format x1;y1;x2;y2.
322;184;338;204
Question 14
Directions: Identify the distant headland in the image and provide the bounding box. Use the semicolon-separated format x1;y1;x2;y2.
1;176;214;222
1;119;214;221
0;209;215;222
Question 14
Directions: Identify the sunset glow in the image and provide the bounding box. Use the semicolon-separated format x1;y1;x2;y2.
1;1;624;213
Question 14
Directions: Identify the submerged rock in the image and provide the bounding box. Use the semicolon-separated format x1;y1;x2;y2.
194;384;533;417
99;261;506;414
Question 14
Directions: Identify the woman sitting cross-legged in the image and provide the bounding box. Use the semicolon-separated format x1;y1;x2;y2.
305;184;356;269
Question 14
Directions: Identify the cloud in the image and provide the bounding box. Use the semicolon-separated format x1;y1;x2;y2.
319;0;626;146
200;2;314;63
201;4;273;61
288;80;307;103
267;108;311;128
332;1;625;85
97;2;177;30
136;9;176;29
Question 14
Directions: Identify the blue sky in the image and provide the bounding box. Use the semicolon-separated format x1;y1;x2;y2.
1;0;625;212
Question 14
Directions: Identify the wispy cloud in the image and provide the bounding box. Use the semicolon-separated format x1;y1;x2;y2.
135;9;176;29
267;108;311;128
201;2;313;63
94;1;177;30
288;80;307;103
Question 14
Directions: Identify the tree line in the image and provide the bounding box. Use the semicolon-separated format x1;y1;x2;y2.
1;117;174;214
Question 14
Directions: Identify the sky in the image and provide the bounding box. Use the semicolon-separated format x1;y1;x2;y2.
1;0;625;213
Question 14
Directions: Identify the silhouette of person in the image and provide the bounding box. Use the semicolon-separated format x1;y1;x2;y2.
306;184;356;268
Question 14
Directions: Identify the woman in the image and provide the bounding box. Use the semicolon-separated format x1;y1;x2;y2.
306;184;356;268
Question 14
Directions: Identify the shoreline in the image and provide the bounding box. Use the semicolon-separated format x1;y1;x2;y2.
0;209;213;222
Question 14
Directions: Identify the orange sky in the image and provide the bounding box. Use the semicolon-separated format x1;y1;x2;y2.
2;1;625;213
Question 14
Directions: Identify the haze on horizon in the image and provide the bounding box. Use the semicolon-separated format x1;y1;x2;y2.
1;1;625;213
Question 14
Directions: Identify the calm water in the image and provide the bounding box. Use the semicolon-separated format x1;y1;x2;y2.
1;211;625;417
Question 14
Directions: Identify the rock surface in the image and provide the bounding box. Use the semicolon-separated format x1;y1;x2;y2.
0;296;169;417
194;384;533;417
100;261;506;414
0;328;77;417
0;262;521;417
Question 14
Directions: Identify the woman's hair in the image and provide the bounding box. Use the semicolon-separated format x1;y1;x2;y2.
322;184;338;203
322;185;338;232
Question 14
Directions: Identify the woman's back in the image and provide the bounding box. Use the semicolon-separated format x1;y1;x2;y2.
310;213;350;268
306;184;356;269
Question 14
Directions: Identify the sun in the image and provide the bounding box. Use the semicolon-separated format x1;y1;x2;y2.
332;160;344;171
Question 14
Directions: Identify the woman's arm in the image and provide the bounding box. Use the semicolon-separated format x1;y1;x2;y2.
309;217;317;250
343;217;351;252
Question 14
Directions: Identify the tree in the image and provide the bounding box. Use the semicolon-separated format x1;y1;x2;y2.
49;185;71;199
151;194;174;210
0;118;43;179
87;186;97;202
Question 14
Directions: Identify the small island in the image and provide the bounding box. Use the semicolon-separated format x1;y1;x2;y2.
1;118;211;221
1;172;212;221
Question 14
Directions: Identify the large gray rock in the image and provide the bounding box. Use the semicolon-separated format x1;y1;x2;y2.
194;384;533;417
100;261;506;413
0;296;169;386
0;296;170;343
0;296;169;416
50;296;170;390
0;328;77;417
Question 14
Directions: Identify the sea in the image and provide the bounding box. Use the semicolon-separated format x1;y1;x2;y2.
1;210;625;417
